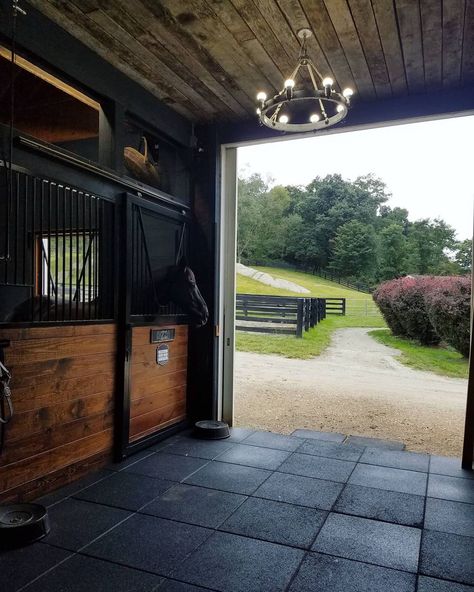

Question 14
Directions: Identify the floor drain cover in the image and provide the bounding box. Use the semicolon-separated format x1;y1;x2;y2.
194;420;230;439
0;503;50;549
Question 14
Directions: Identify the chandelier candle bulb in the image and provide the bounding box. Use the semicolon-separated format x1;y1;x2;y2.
279;114;289;124
336;104;344;113
343;88;354;98
322;77;334;87
309;114;320;123
256;91;267;102
284;79;295;88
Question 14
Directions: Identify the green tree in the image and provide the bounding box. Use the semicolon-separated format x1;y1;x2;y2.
330;221;377;278
378;224;407;280
454;238;472;273
405;219;456;274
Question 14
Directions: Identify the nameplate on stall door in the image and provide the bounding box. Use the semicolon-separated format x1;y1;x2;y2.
150;328;175;343
156;344;169;366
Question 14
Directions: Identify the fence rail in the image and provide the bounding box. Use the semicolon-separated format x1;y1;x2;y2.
236;294;327;337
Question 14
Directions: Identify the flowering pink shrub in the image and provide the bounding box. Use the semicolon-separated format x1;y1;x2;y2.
424;276;471;357
374;275;471;354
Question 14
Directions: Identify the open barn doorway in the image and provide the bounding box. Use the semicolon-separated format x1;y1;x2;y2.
218;115;474;463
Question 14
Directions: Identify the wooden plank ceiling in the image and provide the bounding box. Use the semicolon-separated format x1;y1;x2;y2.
29;0;474;122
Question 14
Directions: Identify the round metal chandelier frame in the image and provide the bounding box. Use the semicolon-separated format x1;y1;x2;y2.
256;29;354;133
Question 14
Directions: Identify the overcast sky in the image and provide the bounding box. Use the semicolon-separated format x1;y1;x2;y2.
238;115;474;241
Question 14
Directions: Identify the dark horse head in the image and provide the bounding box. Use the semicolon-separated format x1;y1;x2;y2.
155;258;209;328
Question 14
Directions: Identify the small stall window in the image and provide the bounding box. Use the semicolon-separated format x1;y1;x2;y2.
0;46;100;161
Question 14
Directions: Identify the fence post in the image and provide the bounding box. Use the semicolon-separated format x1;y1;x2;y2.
342;298;346;316
296;300;304;338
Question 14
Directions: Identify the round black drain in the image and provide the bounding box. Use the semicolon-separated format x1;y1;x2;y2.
0;503;50;549
194;420;230;440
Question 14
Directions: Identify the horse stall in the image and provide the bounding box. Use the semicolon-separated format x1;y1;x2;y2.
0;16;215;503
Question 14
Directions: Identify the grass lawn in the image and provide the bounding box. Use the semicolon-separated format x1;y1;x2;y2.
236;266;385;359
369;329;469;379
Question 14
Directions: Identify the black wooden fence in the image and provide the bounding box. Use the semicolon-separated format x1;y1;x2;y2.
236;294;327;338
325;297;346;315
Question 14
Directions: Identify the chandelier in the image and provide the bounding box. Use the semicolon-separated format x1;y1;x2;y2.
256;29;354;133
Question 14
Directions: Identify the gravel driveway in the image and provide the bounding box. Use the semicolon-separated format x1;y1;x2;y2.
234;328;468;456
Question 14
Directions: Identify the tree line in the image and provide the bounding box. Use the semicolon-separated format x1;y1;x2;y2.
237;172;471;287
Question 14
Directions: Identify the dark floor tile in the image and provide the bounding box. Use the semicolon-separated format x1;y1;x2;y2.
313;513;421;572
82;514;211;577
174;531;304;592
123;452;208;482
226;427;256;442
36;469;115;507
241;431;303;452
288;552;416;592
0;543;70;592
278;453;355;483
345;435;405;450
291;429;345;443
253;471;343;510
41;498;130;551
111;449;157;471
420;530;474;585
158;581;211;591
215;443;290;470
360;448;430;472
425;498;474;537
73;471;174;511
349;463;427;495
21;554;162;592
298;440;363;462
428;474;474;504
162;438;235;460
183;461;271;495
417;576;474;591
430;456;474;481
334;484;425;527
140;483;246;528
219;497;326;549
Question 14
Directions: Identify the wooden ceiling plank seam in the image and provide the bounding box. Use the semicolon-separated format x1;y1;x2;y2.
83;6;220;118
276;0;334;82
442;0;466;87
160;0;278;104
461;0;474;82
137;0;256;114
204;0;284;90
30;0;199;121
419;0;443;89
299;0;359;95
394;0;426;94
99;1;239;120
346;0;392;98
323;0;377;98
371;0;408;95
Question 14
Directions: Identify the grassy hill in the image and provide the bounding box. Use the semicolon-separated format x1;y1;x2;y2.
236;266;385;359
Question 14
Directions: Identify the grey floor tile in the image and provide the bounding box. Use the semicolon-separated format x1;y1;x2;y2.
226;427;256;442
417;576;474;591
36;469;115;507
123;452;208;482
288;552;416;592
428;474;474;504
291;429;345;443
360;448;430;472
140;483;246;528
253;471;343;510
74;471;174;511
349;463;427;495
278;453;355;483
430;456;474;481
345;435;405;450
313;513;421;572
219;497;327;549
183;461;271;495
41;498;130;551
241;431;303;451
173;531;304;592
82;514;211;577
421;530;474;585
21;554;162;592
158;581;211;591
297;440;363;462
334;484;425;527
111;449;157;471
425;498;474;537
0;543;70;592
161;438;235;460
215;443;290;470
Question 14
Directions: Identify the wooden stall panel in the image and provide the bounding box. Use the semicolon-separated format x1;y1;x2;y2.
129;325;188;443
0;324;116;502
